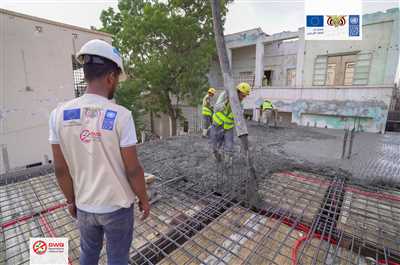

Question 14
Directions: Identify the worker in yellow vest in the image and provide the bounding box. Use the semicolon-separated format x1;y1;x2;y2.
209;82;251;162
202;88;216;137
260;99;277;127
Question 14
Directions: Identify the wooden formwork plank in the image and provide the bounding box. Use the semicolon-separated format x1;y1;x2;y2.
299;239;370;265
29;174;64;208
260;171;329;224
2;218;42;264
158;207;259;265
44;209;82;263
338;189;400;253
0;174;63;224
132;198;206;251
160;206;370;265
159;207;304;265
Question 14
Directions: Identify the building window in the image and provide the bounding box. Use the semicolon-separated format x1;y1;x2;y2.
286;69;296;87
325;54;356;86
236;71;254;86
72;55;86;97
326;63;337;86
262;70;273;86
344;62;355;86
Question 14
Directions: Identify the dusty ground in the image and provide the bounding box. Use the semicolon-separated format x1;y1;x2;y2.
138;122;400;187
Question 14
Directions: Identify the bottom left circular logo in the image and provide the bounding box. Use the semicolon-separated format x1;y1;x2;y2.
33;240;47;255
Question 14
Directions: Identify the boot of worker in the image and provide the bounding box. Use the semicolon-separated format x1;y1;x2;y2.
224;153;233;168
202;129;208;138
213;150;222;162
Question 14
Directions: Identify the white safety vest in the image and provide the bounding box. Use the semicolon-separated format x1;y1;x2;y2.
53;94;135;210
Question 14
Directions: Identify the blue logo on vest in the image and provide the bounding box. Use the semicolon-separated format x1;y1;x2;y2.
102;110;117;130
63;109;81;120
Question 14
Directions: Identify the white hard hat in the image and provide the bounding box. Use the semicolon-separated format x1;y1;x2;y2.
76;39;127;82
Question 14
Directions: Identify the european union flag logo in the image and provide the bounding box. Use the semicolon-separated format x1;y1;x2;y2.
63;109;81;121
307;15;324;27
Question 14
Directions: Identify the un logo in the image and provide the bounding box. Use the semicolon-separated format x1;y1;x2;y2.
350;16;359;25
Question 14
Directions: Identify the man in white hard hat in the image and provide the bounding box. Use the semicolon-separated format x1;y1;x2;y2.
48;39;150;265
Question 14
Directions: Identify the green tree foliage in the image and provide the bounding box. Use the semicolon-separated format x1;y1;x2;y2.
101;0;230;136
113;79;145;140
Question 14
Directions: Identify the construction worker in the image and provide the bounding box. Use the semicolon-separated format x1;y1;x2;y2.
48;39;150;265
209;82;251;162
202;87;216;137
260;99;277;127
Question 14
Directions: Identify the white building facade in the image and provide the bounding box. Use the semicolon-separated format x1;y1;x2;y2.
0;9;112;173
209;8;400;133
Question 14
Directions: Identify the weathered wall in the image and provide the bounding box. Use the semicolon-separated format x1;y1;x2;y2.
143;106;202;139
225;28;264;48
0;9;112;173
302;8;399;87
206;9;399;134
231;45;256;77
263;40;298;86
244;86;393;133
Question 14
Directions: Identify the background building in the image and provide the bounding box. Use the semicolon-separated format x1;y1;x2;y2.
0;8;112;173
209;8;400;133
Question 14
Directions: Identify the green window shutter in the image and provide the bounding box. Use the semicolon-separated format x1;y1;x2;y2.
313;55;328;86
353;52;372;85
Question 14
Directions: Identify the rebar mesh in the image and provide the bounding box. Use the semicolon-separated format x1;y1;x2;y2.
1;131;400;265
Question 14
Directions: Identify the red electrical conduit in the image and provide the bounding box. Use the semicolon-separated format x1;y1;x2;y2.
39;213;73;265
280;171;400;203
1;203;73;265
377;259;400;265
345;186;400;203
291;232;338;265
291;231;400;265
280;171;332;187
1;203;67;229
260;171;400;265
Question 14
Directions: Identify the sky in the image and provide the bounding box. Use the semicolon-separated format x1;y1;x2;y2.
0;0;399;35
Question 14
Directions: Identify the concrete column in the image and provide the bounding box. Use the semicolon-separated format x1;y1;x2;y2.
2;145;10;173
384;10;399;84
295;27;305;88
226;47;232;69
254;41;264;88
43;154;49;165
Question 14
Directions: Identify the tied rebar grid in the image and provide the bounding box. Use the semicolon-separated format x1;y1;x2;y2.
0;173;82;265
0;136;399;264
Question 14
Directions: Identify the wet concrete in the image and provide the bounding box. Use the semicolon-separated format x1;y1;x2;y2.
138;122;400;188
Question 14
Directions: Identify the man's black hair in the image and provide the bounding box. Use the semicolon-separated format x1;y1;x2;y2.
82;55;120;82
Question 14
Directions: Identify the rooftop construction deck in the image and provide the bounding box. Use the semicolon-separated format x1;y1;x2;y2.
1;123;400;265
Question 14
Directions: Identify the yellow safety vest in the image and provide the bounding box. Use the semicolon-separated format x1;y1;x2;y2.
202;106;213;117
202;95;213;117
212;104;235;130
262;101;273;110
